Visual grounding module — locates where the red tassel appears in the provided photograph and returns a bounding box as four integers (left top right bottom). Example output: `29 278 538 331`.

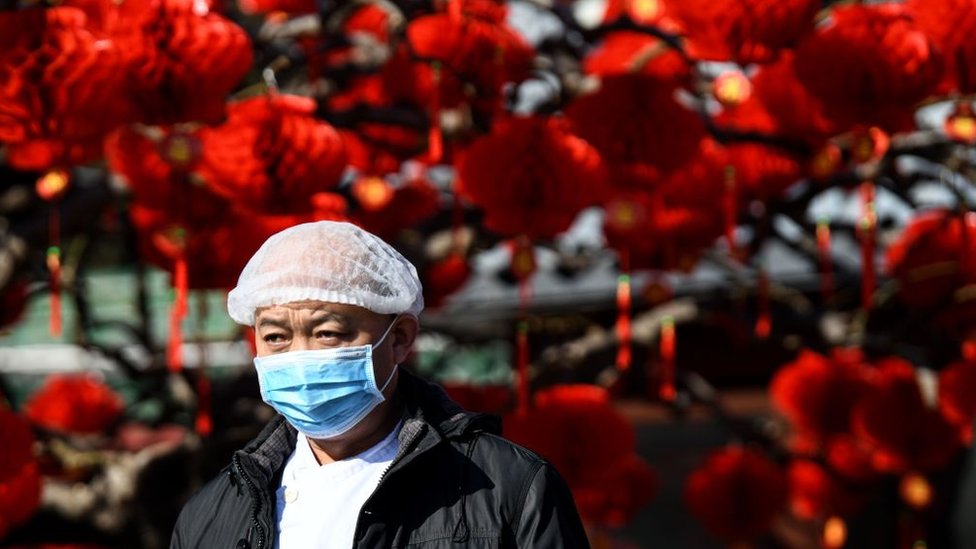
723 166 738 261
195 373 213 436
447 0 462 22
429 62 443 163
658 316 676 401
755 267 771 339
516 314 530 415
859 182 877 311
167 257 188 373
615 273 632 372
47 207 62 338
816 218 834 303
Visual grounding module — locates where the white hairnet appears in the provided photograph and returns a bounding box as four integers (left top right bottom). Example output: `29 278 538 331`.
227 221 424 325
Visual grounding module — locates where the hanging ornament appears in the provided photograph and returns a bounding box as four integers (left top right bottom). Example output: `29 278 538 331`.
859 182 877 311
428 62 444 163
509 237 536 415
713 71 752 108
755 267 771 338
723 165 739 260
657 316 676 401
615 259 632 372
351 176 396 212
850 126 890 165
36 170 70 338
944 102 976 144
810 142 843 181
900 473 933 510
822 516 848 549
817 218 835 302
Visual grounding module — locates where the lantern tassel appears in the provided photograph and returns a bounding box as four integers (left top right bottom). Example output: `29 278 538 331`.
723 166 738 261
817 218 834 303
194 298 213 436
516 280 531 415
658 316 676 401
429 62 443 163
860 182 877 311
616 250 632 372
755 267 771 339
167 257 188 373
47 204 62 338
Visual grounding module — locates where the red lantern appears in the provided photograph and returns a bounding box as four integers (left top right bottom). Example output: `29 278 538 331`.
662 0 820 64
198 95 347 214
456 116 608 239
850 359 963 474
939 359 976 442
113 0 253 126
24 374 125 435
0 406 41 540
907 0 976 93
770 349 872 451
793 3 942 133
422 253 471 310
0 7 130 168
788 460 864 520
503 384 655 526
567 74 705 174
583 30 689 82
684 446 788 543
352 177 441 240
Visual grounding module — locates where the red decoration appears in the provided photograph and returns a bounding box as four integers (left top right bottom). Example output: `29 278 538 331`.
939 359 976 443
944 102 976 144
850 358 963 474
503 384 655 526
817 219 835 302
238 0 315 15
441 382 512 414
713 71 752 108
113 0 253 126
24 374 125 434
602 141 727 272
684 446 788 543
749 53 837 146
907 0 976 93
583 31 689 82
422 253 471 310
885 210 976 334
0 7 130 169
615 271 632 372
198 95 347 214
859 182 877 311
793 3 943 133
603 0 667 26
770 349 872 451
662 0 820 64
405 9 533 114
788 460 864 520
456 116 608 239
567 74 705 174
657 316 676 401
0 406 41 540
352 176 441 240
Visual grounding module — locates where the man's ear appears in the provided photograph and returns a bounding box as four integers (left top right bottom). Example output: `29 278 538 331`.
391 315 420 364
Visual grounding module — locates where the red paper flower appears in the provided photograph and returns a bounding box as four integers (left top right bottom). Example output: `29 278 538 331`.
793 3 942 132
684 446 788 543
662 0 820 64
907 0 976 93
24 374 125 434
770 349 872 450
851 359 963 474
566 74 705 174
939 359 976 442
0 407 41 540
788 459 864 520
456 116 608 239
113 0 252 126
198 95 347 214
503 384 655 527
0 7 130 168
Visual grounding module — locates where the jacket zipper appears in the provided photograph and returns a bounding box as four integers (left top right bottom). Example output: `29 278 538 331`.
233 453 267 549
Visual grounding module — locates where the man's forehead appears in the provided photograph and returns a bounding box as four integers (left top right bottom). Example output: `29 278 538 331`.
254 301 374 320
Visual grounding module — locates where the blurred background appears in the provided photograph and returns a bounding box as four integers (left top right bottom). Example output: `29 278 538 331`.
3 0 976 547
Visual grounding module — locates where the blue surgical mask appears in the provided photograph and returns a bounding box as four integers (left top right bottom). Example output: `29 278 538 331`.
254 319 399 439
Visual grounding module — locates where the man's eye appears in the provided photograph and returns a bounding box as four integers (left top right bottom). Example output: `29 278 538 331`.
315 331 342 339
263 334 287 343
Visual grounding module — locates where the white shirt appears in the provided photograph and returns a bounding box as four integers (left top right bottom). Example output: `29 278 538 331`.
274 423 401 549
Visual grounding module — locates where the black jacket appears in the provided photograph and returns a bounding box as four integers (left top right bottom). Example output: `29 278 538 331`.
170 370 591 548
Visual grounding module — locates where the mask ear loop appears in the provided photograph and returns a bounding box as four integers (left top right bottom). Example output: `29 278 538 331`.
373 314 403 397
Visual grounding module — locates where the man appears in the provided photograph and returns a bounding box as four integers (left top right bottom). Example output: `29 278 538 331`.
170 220 590 548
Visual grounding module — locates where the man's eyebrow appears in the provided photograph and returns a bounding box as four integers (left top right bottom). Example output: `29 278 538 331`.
256 317 290 329
308 311 349 324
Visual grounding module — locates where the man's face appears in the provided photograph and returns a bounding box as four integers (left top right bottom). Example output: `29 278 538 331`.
253 301 417 399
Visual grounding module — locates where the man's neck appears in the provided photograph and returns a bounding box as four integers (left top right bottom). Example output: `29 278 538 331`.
306 396 403 465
